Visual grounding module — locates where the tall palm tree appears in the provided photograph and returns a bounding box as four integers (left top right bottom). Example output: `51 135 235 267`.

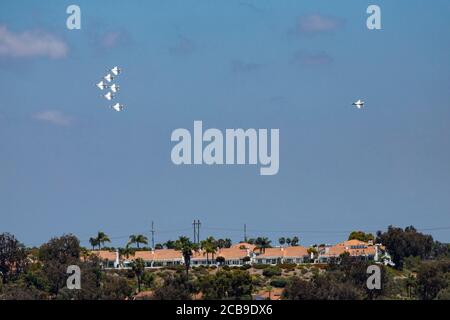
131 258 145 293
128 234 148 249
255 237 271 254
89 237 99 250
120 245 135 260
96 231 111 248
291 236 299 246
201 236 217 264
175 236 198 279
278 237 286 247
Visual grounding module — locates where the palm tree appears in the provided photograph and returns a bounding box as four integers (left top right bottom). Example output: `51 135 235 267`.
164 240 176 249
307 247 318 261
120 245 135 260
80 247 91 261
266 285 273 300
96 231 111 248
131 258 145 293
201 236 217 264
89 237 99 250
278 237 286 247
128 234 148 249
286 238 291 246
175 236 198 279
255 237 271 254
291 236 299 246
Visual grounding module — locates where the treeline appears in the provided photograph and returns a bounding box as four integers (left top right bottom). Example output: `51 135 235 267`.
0 225 449 300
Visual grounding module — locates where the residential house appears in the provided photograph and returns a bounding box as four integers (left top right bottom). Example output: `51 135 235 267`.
254 246 309 265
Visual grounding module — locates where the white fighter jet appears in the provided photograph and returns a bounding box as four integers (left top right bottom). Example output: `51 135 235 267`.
110 66 122 76
111 103 125 112
109 83 119 93
96 80 108 90
103 92 114 101
352 99 365 109
104 73 114 82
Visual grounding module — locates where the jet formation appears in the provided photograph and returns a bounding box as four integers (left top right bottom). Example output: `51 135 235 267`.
95 66 125 112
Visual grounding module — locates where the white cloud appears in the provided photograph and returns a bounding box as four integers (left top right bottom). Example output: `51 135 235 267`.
34 110 72 126
0 25 68 59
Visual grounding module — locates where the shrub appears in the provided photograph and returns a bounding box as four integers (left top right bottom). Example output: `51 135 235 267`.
262 266 282 278
270 277 288 288
278 263 297 270
253 264 270 270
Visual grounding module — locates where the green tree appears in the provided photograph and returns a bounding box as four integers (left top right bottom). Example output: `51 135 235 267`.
291 236 300 246
201 236 217 264
128 234 148 249
131 258 145 292
376 226 434 268
119 245 135 260
216 256 226 266
0 233 27 284
278 237 286 247
152 273 193 300
255 237 271 254
416 261 449 300
216 238 232 249
39 234 81 296
198 269 253 300
164 240 176 249
175 236 198 279
89 237 99 250
96 231 111 249
348 231 375 242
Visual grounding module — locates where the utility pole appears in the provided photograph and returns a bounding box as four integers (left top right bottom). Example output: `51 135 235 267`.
151 221 155 249
193 220 197 244
244 224 247 242
197 219 201 244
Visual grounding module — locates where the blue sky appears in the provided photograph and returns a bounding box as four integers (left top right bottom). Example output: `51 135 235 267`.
1 0 450 247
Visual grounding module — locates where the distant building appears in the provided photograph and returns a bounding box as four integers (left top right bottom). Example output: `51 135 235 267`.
87 239 393 269
254 246 309 265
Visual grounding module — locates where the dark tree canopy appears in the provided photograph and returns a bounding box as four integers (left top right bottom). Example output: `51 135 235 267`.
348 231 375 242
376 226 434 268
38 234 81 296
0 233 27 284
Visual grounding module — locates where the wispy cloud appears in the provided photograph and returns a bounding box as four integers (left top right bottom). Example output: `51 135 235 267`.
291 50 333 66
231 59 264 74
292 14 345 36
0 25 68 59
168 36 196 55
34 110 72 126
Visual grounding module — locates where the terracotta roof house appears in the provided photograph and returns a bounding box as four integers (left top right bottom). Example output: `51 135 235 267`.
214 247 254 266
89 250 119 268
317 239 392 265
231 242 257 251
119 247 254 268
123 249 183 268
254 246 309 265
